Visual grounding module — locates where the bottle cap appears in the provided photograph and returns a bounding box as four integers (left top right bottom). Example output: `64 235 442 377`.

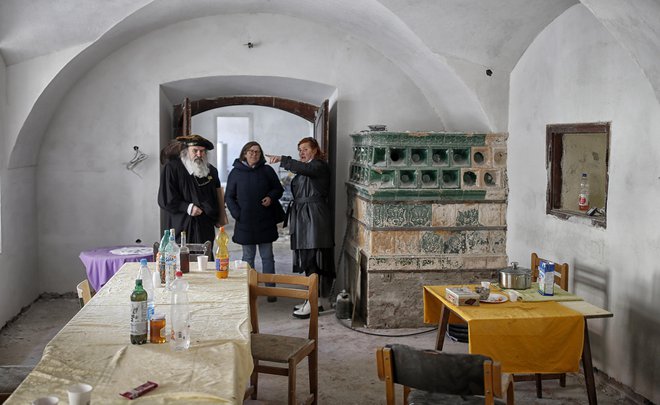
140 258 148 265
175 271 183 277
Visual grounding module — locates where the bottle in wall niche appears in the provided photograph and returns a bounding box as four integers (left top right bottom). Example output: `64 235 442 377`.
170 271 191 351
130 279 148 345
158 229 170 286
215 227 230 279
180 231 190 274
579 173 590 211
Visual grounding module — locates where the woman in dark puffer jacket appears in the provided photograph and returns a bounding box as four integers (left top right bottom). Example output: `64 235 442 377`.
225 142 284 297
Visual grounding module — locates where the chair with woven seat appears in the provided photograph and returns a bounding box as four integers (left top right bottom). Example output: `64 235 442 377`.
376 344 514 405
248 269 318 405
513 252 570 398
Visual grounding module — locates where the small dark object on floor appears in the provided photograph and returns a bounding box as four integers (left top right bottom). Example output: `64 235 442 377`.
267 296 277 303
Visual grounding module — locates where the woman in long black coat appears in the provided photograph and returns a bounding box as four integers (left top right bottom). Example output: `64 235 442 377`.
226 142 284 294
266 137 335 318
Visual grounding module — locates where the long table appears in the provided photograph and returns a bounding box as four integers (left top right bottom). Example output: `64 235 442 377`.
6 262 253 404
423 285 612 405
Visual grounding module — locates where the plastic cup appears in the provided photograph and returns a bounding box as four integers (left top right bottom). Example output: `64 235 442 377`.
32 397 58 405
508 290 520 302
67 383 92 405
197 255 208 272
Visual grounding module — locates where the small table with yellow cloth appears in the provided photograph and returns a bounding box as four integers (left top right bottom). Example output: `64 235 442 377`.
5 262 253 405
423 284 612 405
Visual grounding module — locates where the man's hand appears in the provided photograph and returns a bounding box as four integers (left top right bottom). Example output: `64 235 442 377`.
261 196 272 207
190 205 204 216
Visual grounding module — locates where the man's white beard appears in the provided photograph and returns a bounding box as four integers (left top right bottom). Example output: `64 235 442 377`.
181 151 210 178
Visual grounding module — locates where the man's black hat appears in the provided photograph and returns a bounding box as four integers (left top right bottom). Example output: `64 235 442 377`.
176 134 214 150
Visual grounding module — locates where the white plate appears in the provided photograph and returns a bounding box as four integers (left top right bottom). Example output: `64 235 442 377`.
480 293 508 303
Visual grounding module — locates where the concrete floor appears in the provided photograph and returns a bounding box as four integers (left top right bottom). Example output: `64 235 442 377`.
0 220 648 404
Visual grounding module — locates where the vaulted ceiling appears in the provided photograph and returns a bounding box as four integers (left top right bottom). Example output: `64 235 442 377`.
0 0 576 69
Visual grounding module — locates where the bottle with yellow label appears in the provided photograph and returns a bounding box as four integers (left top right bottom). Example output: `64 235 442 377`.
215 227 230 279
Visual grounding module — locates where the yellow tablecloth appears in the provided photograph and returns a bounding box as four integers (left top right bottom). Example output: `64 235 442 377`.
6 262 252 404
423 285 584 374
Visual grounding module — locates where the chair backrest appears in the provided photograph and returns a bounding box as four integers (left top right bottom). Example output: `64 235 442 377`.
248 269 318 340
531 252 569 290
153 240 213 262
187 241 213 262
376 344 507 405
76 279 92 308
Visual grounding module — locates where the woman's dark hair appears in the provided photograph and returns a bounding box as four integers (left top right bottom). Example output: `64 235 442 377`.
298 137 326 160
239 141 264 162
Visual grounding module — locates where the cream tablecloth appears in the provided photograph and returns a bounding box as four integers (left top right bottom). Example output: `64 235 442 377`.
6 262 252 404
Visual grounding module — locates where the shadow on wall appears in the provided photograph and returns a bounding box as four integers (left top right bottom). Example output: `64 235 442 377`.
573 262 610 370
626 274 660 399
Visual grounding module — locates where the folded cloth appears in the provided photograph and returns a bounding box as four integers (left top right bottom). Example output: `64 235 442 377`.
109 247 153 256
501 283 583 302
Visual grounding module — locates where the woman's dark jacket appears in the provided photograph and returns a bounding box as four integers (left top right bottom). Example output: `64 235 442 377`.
225 158 284 245
280 156 334 250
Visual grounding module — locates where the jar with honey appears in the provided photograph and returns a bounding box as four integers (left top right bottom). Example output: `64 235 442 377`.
150 313 167 344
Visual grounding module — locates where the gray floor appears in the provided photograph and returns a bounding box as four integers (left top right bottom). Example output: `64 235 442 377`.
0 220 648 404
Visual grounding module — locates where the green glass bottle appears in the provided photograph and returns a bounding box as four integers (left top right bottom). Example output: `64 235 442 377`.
130 279 148 345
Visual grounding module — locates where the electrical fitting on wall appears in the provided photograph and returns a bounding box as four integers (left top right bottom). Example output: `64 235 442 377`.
126 145 148 176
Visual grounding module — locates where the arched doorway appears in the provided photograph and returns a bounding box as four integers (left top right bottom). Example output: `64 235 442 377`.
164 94 336 279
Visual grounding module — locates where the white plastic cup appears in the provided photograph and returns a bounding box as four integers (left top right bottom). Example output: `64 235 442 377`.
32 397 58 405
508 290 520 302
197 255 209 272
67 383 92 405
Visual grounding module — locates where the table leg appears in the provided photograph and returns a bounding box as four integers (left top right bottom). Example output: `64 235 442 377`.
435 304 450 351
581 318 598 405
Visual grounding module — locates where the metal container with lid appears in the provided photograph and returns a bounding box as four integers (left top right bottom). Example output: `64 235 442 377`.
499 261 532 289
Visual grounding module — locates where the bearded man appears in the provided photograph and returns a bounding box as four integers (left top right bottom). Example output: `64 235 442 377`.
158 134 228 243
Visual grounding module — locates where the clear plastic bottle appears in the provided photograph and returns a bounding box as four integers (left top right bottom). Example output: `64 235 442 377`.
157 229 170 287
137 259 155 327
579 173 590 211
215 227 230 279
170 271 190 351
164 228 180 290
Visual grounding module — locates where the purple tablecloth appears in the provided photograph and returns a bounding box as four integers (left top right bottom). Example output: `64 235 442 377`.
79 246 153 291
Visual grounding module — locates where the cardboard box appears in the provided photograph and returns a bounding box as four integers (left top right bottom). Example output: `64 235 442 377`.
537 261 555 296
446 287 480 306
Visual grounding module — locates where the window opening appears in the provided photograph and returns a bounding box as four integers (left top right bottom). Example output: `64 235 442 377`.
546 122 610 228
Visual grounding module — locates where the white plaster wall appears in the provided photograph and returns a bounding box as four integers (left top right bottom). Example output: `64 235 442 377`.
4 44 87 163
0 54 40 328
508 5 660 402
35 13 441 293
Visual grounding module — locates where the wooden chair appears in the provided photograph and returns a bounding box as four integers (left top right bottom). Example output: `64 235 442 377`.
514 252 570 397
530 252 569 291
76 279 92 308
248 269 318 405
376 344 514 405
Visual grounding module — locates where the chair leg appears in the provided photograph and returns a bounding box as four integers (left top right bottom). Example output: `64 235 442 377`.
288 359 297 405
309 349 318 404
560 372 566 387
250 361 259 400
535 373 543 398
